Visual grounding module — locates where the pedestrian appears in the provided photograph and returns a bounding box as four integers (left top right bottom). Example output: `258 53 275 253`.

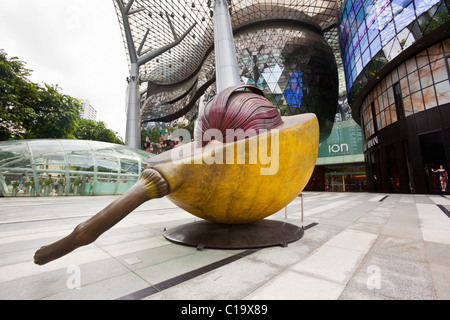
432 165 448 192
18 174 26 193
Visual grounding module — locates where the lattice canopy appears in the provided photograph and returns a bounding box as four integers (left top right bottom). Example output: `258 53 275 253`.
113 0 342 122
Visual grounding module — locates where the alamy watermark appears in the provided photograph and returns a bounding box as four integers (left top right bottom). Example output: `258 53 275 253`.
66 5 82 31
169 128 280 176
66 265 81 290
366 265 381 290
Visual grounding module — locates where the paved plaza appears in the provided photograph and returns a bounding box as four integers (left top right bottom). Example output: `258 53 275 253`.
0 191 449 300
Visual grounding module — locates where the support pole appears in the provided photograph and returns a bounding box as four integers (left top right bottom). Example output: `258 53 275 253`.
301 193 304 227
213 0 240 92
116 0 196 149
125 63 141 149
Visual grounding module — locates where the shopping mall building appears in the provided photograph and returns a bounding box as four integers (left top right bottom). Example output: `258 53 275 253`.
1 0 449 196
341 0 450 194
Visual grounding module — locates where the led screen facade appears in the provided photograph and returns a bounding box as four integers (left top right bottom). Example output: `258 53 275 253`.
339 0 449 103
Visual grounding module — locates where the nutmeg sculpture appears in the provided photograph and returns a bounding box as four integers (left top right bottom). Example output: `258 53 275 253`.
34 85 319 265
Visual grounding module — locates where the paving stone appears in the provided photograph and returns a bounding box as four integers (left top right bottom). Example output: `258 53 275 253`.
0 192 449 300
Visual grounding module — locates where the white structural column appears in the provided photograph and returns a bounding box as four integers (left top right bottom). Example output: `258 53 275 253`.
116 0 196 149
125 63 140 149
213 0 240 92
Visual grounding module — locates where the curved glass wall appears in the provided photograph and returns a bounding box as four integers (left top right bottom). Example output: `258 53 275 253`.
360 39 450 139
0 140 152 197
114 0 339 86
234 24 339 142
115 1 342 123
143 23 340 142
338 0 450 104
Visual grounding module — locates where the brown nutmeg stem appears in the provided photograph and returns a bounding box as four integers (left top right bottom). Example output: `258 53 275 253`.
33 169 169 265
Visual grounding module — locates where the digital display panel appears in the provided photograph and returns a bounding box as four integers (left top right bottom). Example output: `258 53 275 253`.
283 72 304 108
338 0 443 96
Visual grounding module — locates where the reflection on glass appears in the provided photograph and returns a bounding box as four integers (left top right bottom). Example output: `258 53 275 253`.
61 140 91 151
34 153 66 171
360 39 450 136
0 140 150 197
117 175 138 194
121 159 139 174
339 0 449 103
68 153 95 172
395 3 414 32
97 156 119 173
234 24 338 142
380 22 395 46
28 140 62 155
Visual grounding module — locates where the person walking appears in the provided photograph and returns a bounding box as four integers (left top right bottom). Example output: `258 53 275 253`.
18 174 26 194
432 165 448 192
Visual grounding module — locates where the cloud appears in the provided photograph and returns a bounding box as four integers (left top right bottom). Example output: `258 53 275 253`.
0 0 129 139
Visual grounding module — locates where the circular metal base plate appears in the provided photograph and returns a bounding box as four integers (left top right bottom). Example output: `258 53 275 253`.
164 219 304 249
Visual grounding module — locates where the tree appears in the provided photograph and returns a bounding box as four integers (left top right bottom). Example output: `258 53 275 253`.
0 50 82 140
176 122 195 138
24 84 82 139
0 50 38 140
74 119 124 145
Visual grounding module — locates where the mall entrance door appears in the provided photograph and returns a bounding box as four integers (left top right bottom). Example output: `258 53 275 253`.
324 165 367 192
420 131 448 193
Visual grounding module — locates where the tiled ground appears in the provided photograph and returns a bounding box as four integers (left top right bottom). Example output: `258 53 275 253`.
0 192 449 300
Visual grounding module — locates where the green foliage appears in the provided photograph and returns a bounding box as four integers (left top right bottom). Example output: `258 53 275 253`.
0 50 38 140
0 50 123 144
143 128 161 143
418 3 450 34
74 119 124 145
43 178 54 186
0 50 82 140
142 121 196 147
176 122 195 138
23 83 82 139
25 181 34 188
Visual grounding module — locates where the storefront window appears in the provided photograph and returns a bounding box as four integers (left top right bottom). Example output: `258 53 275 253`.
339 0 449 103
324 165 367 192
361 40 450 133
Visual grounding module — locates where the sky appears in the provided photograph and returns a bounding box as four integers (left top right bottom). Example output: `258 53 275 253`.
0 0 130 140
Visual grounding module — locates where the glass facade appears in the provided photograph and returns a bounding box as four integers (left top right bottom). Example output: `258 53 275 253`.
234 24 339 142
150 23 340 142
305 95 367 192
115 0 339 86
114 1 342 125
114 1 364 193
0 140 152 197
339 0 450 103
361 39 450 139
315 117 367 192
324 165 367 192
340 0 450 195
357 36 450 194
317 119 364 160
